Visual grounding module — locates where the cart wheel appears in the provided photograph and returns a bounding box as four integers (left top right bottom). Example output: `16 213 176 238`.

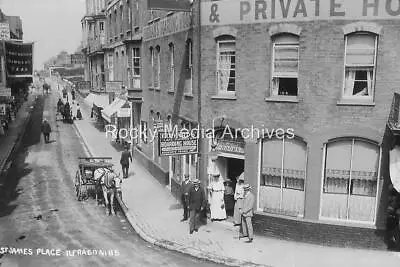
75 170 82 201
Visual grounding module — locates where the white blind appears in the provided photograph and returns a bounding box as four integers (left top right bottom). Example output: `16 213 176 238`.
346 34 376 66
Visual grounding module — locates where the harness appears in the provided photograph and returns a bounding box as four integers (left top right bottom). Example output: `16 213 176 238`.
95 168 115 189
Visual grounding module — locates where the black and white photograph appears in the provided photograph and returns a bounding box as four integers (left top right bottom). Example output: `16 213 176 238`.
1 0 400 266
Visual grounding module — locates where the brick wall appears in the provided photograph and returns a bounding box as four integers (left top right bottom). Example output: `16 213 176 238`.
199 20 400 226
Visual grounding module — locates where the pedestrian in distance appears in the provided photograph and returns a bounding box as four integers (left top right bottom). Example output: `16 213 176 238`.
181 174 192 222
239 184 255 243
76 103 82 120
41 119 52 143
188 179 206 234
120 146 132 178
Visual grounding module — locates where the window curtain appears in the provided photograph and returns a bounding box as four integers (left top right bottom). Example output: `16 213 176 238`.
348 140 379 221
321 141 352 219
367 71 373 97
219 53 231 92
271 77 279 96
260 139 283 214
281 138 306 217
344 70 355 96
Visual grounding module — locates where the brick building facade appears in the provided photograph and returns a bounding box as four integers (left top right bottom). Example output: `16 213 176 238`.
81 0 400 245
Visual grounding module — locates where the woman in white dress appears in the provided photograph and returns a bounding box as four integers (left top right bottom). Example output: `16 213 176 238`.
208 173 226 221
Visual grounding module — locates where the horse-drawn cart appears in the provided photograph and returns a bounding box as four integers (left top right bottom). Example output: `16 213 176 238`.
74 157 122 215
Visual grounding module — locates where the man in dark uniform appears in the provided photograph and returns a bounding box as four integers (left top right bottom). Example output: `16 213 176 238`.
120 146 133 178
188 179 206 234
41 119 52 143
180 174 192 221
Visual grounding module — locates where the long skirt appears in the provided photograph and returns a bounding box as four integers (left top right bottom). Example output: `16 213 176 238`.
233 198 243 225
210 191 226 220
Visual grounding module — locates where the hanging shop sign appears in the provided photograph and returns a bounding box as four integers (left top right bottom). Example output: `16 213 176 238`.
0 88 11 96
158 131 198 156
201 0 400 26
214 139 245 155
5 41 33 77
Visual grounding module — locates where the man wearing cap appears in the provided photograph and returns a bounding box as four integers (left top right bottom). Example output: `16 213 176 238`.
180 174 192 221
188 179 206 234
240 184 255 243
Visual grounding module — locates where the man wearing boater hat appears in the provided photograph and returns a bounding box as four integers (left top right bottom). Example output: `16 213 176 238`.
188 179 206 234
240 184 255 243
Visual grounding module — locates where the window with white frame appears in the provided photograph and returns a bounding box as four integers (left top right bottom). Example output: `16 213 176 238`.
127 0 132 26
343 32 377 100
216 35 235 94
149 47 154 88
320 138 380 222
108 54 114 81
271 34 299 97
185 40 193 94
132 47 140 88
154 46 160 89
259 136 307 217
169 43 175 91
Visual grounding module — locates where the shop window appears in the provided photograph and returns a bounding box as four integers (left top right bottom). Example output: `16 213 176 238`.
343 32 377 100
271 34 299 97
320 138 380 222
259 136 307 217
169 43 175 92
185 40 193 95
216 35 235 95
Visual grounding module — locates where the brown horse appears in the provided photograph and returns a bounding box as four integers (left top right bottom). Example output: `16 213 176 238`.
94 168 122 215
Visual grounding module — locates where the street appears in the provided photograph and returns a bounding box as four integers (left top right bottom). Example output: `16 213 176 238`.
0 87 223 267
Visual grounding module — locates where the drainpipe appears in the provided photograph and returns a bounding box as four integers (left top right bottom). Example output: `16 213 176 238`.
196 0 202 183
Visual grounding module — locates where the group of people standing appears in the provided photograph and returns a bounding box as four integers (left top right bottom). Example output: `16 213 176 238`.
180 172 255 242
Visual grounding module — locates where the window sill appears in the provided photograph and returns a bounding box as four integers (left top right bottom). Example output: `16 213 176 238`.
148 87 154 91
167 90 174 95
154 87 160 91
211 94 237 100
184 93 194 98
337 98 375 106
265 96 299 103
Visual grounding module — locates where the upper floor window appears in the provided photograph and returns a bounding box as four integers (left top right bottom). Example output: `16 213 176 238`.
99 22 104 32
127 0 132 26
271 34 299 97
343 32 377 100
169 43 175 91
149 47 154 88
154 46 160 89
132 47 140 88
185 40 193 95
216 35 235 95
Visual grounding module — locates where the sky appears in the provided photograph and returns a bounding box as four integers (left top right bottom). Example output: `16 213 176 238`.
0 0 86 70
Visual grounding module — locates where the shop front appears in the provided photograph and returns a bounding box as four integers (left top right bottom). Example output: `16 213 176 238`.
207 127 245 219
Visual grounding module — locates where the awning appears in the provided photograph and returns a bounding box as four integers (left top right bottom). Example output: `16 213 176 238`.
101 98 127 122
84 93 96 106
390 146 400 192
93 94 110 108
117 107 131 118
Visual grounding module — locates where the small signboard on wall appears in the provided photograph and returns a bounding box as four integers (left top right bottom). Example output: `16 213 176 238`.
158 131 198 156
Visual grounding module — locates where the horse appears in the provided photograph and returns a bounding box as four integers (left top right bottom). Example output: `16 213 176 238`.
93 167 122 215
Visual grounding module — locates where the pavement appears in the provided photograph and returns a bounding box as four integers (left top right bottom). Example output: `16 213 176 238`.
0 93 35 177
54 80 400 267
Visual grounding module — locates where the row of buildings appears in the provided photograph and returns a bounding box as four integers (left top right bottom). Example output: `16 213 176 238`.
0 8 33 118
43 49 86 70
80 0 400 245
